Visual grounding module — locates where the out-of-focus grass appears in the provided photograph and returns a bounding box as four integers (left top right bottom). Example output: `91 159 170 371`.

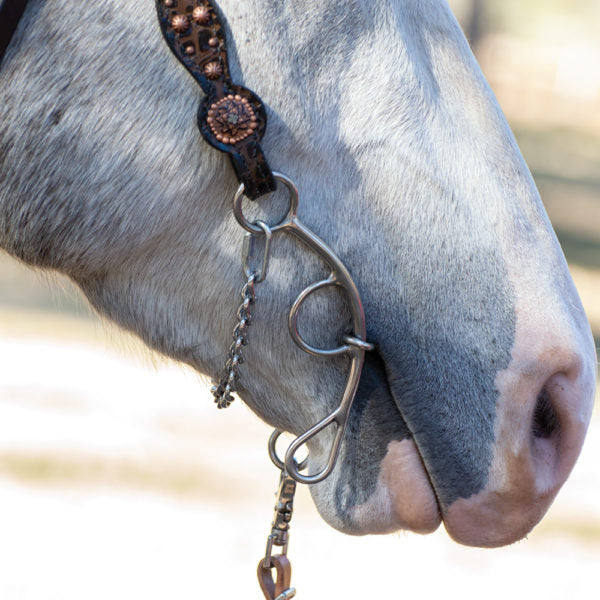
515 128 600 185
0 253 158 360
534 518 600 545
0 451 239 502
569 266 600 339
0 256 89 316
515 128 600 254
514 126 600 351
517 128 600 269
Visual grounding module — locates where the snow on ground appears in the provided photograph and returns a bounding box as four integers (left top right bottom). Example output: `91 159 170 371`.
0 335 598 599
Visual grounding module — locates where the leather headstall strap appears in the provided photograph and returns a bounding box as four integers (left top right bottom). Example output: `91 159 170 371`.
156 0 277 200
0 0 31 66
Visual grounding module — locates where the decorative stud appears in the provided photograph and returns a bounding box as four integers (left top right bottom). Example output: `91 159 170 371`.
192 6 210 24
164 0 174 6
171 14 189 33
206 94 259 144
204 61 223 79
208 37 218 47
185 45 196 55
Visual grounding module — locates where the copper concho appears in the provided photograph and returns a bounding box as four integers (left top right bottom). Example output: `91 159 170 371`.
207 94 259 144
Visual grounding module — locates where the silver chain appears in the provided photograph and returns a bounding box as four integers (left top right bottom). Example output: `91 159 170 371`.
211 272 257 409
211 219 272 409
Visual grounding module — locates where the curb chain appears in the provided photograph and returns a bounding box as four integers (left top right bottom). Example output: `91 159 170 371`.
211 273 256 409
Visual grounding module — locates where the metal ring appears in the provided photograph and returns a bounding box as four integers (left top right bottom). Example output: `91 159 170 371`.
268 429 309 472
233 172 299 234
288 275 355 358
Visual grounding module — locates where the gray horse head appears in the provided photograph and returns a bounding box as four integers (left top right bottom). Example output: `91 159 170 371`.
0 0 596 548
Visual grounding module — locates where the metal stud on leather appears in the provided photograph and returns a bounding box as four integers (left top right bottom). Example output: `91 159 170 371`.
155 0 277 200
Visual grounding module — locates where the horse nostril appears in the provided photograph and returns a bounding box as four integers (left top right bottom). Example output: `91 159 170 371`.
532 386 560 439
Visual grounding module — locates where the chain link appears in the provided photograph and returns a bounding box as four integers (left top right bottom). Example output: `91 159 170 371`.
263 470 297 567
258 470 298 600
211 272 257 409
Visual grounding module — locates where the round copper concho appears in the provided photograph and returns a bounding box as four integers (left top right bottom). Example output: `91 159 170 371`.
206 94 259 144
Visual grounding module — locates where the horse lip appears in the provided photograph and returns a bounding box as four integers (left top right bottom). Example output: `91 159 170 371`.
369 348 443 529
385 375 443 512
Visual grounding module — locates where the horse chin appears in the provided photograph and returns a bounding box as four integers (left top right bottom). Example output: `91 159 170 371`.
306 351 442 537
309 438 442 538
351 438 442 535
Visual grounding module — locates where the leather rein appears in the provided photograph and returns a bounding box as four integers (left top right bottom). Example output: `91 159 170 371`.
2 2 374 598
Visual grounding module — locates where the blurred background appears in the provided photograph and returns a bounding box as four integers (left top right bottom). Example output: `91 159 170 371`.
0 1 598 598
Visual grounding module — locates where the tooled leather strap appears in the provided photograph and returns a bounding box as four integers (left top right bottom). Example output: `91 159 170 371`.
0 0 30 66
156 0 276 200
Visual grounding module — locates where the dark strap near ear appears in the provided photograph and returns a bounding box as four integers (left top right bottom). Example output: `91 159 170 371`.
156 0 276 200
0 0 30 66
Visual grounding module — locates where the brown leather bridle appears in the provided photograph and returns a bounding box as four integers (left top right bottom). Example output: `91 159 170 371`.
156 0 277 200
